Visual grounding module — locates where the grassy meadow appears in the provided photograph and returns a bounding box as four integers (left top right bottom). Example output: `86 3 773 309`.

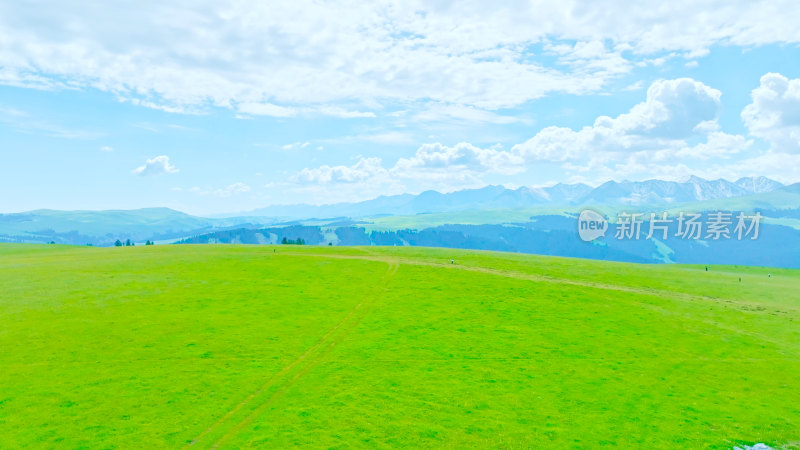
1 244 799 448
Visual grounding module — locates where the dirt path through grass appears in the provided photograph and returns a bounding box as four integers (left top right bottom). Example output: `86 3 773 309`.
188 259 399 448
283 252 782 311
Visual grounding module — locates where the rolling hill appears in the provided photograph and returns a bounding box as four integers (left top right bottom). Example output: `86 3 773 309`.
1 244 798 447
0 208 276 246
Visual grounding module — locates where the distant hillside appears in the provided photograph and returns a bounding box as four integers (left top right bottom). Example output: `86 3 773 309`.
177 214 800 268
0 208 275 246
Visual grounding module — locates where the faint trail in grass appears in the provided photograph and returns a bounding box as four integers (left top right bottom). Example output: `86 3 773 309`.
187 259 399 448
279 252 800 352
284 252 795 313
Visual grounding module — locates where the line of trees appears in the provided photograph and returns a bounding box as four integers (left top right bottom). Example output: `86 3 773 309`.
113 239 155 247
281 237 305 245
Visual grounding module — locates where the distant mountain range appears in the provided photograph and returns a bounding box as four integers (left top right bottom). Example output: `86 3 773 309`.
233 176 785 220
1 176 798 258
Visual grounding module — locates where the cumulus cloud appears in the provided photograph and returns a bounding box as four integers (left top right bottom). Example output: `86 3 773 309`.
393 143 524 176
132 155 179 176
294 141 523 191
742 72 800 153
619 78 721 138
293 157 387 184
512 78 722 162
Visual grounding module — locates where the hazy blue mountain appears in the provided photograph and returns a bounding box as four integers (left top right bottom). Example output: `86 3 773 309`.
535 182 594 203
237 176 783 219
0 208 274 246
242 186 520 218
664 181 800 215
734 176 785 193
575 176 766 206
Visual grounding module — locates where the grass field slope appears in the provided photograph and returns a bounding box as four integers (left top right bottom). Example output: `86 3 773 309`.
1 244 799 448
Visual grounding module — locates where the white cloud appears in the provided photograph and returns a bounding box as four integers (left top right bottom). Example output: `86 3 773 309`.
3 1 797 117
546 40 632 75
132 155 179 176
237 102 375 119
293 142 523 193
616 78 721 138
710 151 800 184
622 81 645 92
742 72 800 153
237 102 298 118
591 149 800 186
393 142 524 176
100 146 113 152
293 157 387 184
125 98 200 114
673 132 752 160
413 103 522 125
512 78 722 162
282 141 310 150
316 107 376 119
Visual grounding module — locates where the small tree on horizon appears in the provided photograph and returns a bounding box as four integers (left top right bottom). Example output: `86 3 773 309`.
114 240 123 247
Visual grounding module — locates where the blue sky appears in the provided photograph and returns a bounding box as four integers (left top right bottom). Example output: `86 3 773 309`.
1 1 800 215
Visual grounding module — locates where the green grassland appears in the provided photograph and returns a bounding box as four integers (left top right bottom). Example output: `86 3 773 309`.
1 244 799 448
